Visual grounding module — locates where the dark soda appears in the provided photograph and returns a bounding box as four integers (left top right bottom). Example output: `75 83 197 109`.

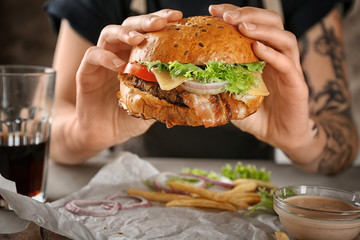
0 134 47 197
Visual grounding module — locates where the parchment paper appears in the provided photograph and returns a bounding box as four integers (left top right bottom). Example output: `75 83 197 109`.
0 152 283 240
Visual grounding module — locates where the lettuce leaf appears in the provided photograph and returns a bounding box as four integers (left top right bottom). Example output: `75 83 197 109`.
181 168 221 180
167 176 203 184
141 60 265 95
244 188 276 216
221 162 271 182
142 179 156 190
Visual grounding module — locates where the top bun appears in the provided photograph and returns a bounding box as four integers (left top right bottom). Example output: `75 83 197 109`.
129 16 259 65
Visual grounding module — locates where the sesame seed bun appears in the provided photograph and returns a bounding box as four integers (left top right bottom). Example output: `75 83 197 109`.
129 16 259 65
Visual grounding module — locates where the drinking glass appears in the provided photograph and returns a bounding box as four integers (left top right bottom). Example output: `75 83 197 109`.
0 65 56 205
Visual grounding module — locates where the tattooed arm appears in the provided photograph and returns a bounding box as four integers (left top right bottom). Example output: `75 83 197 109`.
297 7 359 174
211 4 358 175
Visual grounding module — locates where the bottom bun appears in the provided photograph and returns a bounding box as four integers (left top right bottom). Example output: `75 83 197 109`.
117 74 264 128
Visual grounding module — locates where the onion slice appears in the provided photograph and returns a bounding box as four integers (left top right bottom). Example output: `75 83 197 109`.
153 172 185 194
65 199 121 217
181 80 228 95
104 194 152 210
153 172 206 194
180 173 234 189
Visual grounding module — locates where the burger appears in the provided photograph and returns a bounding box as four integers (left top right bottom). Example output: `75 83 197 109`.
117 16 269 128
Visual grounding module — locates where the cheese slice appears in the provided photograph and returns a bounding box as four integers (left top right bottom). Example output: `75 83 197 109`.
247 73 269 96
247 79 269 96
151 69 186 90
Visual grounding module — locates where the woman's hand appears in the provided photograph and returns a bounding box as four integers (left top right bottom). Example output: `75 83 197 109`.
51 10 182 164
209 5 320 165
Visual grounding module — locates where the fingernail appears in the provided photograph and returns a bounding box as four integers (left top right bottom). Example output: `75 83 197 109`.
226 10 240 20
211 5 224 11
112 58 124 69
242 22 256 31
150 16 162 21
128 31 141 37
166 9 176 14
256 41 267 50
166 10 182 19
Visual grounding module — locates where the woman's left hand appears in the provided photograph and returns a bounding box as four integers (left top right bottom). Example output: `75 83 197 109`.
210 4 315 160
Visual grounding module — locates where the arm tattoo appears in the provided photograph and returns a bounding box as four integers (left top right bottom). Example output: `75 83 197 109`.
316 22 346 84
314 22 350 116
300 18 355 174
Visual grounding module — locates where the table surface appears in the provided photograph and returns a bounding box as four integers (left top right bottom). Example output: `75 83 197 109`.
46 157 360 201
1 156 360 240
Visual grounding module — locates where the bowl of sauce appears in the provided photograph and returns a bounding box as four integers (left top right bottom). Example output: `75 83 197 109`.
273 185 360 240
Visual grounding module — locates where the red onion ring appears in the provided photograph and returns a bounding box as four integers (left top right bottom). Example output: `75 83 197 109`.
104 194 152 210
153 172 187 194
153 172 206 194
65 199 121 217
180 173 234 189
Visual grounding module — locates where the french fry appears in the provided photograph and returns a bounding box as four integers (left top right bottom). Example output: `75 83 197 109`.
167 181 221 201
215 181 257 201
227 197 249 210
166 198 237 212
232 181 258 192
232 192 261 200
233 179 277 189
128 188 192 203
229 193 262 206
275 231 290 240
238 197 261 205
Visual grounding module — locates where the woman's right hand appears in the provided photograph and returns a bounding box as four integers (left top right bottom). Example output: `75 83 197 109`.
51 10 182 164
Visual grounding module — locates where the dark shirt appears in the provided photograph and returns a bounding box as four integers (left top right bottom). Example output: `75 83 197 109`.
44 0 352 159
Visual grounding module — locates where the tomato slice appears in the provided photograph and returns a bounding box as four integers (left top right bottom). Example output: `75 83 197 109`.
123 62 157 82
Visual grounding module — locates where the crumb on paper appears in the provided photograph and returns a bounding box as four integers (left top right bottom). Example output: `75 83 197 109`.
275 231 290 240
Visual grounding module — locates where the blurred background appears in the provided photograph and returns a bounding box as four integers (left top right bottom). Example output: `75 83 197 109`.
0 0 56 66
1 0 359 165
